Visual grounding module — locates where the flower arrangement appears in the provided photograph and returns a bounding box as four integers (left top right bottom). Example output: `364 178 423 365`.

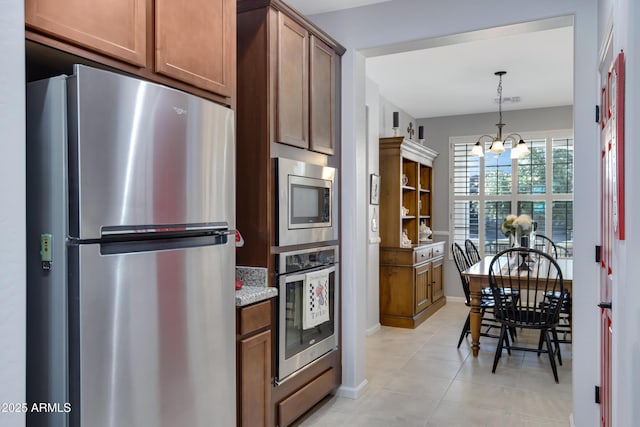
513 214 535 232
500 214 517 237
501 214 536 238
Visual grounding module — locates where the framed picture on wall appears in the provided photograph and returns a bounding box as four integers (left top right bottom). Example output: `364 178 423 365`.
370 173 380 205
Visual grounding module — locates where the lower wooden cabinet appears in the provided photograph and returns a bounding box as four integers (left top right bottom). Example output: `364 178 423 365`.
237 300 273 427
380 242 446 329
431 256 444 302
414 263 431 313
239 330 271 427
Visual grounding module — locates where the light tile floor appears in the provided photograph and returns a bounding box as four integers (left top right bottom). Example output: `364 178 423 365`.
293 300 572 427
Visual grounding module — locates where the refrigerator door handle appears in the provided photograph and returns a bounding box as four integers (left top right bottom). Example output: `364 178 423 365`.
212 229 235 237
101 223 231 239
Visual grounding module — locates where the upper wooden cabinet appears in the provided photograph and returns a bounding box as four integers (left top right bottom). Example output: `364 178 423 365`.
25 0 148 66
276 14 309 149
378 137 438 247
26 0 235 102
274 14 337 154
155 0 235 98
237 1 343 157
309 36 337 155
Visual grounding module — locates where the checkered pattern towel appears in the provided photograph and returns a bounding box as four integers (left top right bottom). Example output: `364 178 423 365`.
303 269 330 329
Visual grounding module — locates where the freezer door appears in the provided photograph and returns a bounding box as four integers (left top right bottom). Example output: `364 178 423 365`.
70 240 235 427
67 65 235 240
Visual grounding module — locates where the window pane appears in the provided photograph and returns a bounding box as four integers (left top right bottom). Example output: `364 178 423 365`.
552 201 573 257
452 200 479 247
484 201 511 254
553 138 574 193
484 150 512 195
518 139 546 194
453 143 480 196
517 201 546 235
450 135 573 261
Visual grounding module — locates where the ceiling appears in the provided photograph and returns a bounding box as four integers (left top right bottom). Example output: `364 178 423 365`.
286 1 574 120
366 26 574 118
286 0 392 15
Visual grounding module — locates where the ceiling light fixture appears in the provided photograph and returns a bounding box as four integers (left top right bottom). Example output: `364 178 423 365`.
470 71 529 159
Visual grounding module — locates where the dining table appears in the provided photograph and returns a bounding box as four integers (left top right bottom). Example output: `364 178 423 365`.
462 255 573 357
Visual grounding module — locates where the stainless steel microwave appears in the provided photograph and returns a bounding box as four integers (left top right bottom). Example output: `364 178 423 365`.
276 158 338 246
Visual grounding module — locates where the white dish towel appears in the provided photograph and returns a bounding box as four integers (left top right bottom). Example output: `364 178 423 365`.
302 269 330 329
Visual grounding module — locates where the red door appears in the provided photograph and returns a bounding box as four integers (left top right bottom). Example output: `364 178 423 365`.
599 50 625 427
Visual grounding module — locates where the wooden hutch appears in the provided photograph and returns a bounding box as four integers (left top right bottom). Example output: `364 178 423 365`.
378 136 445 328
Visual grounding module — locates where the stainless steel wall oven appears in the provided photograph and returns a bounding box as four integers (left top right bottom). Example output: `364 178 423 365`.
275 245 339 383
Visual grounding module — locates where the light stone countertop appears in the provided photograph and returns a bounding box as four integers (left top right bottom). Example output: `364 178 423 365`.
235 266 278 306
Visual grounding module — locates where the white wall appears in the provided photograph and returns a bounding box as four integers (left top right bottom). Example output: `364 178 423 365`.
310 0 599 424
418 106 573 298
365 78 381 335
376 97 416 139
606 0 640 425
0 1 26 426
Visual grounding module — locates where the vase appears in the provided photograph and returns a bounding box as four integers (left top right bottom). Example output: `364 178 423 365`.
514 227 533 249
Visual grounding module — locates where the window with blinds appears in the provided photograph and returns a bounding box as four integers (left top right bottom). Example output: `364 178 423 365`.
449 132 574 259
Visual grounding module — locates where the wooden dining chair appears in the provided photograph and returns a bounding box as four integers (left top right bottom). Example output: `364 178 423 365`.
535 234 572 343
488 247 566 383
464 239 481 264
451 243 503 349
534 233 558 258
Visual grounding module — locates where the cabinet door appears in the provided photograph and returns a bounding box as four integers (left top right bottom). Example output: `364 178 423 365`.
414 262 431 313
239 330 271 427
431 257 444 301
25 0 147 66
276 13 309 148
309 35 336 155
156 0 235 98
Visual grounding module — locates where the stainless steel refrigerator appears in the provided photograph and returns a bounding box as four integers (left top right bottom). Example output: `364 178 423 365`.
26 65 236 427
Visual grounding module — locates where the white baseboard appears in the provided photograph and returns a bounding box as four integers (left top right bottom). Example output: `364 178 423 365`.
366 323 381 336
446 296 466 303
336 379 369 400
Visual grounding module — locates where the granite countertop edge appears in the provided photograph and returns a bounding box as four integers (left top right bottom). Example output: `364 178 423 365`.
235 285 278 307
235 266 278 306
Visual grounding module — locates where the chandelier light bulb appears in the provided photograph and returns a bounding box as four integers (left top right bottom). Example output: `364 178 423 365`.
489 139 505 154
470 141 484 157
516 139 529 156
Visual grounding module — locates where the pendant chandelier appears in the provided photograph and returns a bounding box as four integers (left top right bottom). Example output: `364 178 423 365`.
469 71 530 159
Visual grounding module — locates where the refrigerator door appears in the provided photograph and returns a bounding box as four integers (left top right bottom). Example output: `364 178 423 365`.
67 65 235 240
70 239 235 427
26 76 71 427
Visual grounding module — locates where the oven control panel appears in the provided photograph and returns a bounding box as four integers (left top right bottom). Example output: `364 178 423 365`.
279 246 338 274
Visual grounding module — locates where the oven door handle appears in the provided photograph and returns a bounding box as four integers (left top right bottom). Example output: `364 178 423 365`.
279 265 336 285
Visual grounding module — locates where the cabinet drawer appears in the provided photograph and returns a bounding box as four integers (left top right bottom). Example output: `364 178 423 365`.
238 300 272 336
432 243 445 258
278 368 335 427
414 247 432 264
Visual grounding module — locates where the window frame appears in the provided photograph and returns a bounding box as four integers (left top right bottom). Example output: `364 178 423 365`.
448 129 573 259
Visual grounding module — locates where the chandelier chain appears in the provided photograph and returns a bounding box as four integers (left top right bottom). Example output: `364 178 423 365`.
497 74 503 123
